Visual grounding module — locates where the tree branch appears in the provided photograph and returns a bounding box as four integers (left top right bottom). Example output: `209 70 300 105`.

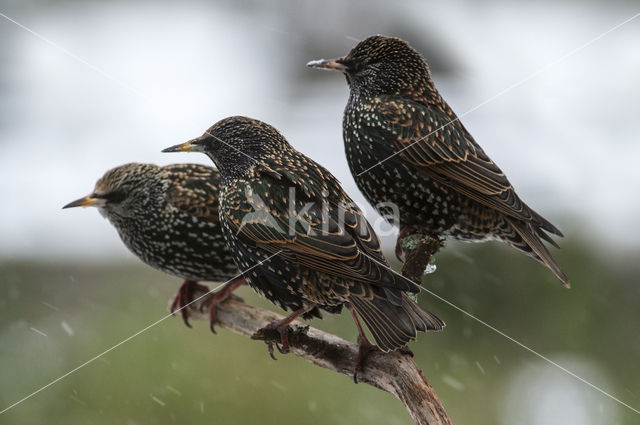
400 232 444 283
180 288 452 425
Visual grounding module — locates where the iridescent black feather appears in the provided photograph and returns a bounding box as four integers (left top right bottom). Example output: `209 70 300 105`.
309 35 569 286
76 163 237 281
63 163 241 329
168 117 444 352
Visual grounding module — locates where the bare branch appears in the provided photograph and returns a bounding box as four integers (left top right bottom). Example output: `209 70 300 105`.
180 289 452 425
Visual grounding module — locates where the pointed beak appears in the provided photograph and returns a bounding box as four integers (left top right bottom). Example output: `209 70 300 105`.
162 136 207 153
306 58 348 72
62 195 104 209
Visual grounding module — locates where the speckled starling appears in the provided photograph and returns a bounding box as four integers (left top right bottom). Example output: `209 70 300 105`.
162 117 444 375
308 35 569 287
63 163 244 329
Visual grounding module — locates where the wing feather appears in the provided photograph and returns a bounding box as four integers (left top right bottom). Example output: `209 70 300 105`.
368 97 560 234
164 163 221 223
223 160 419 293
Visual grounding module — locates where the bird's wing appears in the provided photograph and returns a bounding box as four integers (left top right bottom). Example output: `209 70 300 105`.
223 165 418 293
366 96 543 225
276 157 394 267
164 164 221 223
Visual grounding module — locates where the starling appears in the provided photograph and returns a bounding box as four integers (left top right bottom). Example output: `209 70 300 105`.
307 35 569 287
162 117 444 377
63 163 244 329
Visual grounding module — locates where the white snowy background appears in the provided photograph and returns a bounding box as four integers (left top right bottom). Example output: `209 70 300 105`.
1 0 639 260
1 1 639 425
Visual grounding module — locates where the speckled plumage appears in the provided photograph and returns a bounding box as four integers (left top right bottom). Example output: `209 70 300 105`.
163 117 444 355
63 163 241 327
308 35 569 286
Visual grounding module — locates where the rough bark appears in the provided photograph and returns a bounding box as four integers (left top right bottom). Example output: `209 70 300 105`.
400 232 444 284
179 289 452 425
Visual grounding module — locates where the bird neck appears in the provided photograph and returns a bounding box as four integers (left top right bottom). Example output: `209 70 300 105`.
203 149 254 183
348 74 440 106
218 160 257 186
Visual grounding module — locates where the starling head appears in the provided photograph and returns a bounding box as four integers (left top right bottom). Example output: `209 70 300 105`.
307 35 431 98
162 116 288 178
63 163 159 219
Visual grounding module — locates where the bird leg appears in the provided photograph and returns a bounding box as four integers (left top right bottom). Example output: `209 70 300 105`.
348 304 379 384
199 276 246 333
260 305 314 360
170 279 210 328
170 277 245 330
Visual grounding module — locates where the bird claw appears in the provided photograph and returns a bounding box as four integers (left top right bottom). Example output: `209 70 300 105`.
267 341 278 360
265 339 287 360
172 277 245 333
254 306 313 361
201 279 245 333
170 296 192 328
258 322 292 360
181 314 193 328
275 341 287 354
170 280 209 328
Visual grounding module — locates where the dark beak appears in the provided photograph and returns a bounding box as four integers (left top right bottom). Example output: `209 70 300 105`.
306 58 348 72
63 194 103 209
162 135 207 153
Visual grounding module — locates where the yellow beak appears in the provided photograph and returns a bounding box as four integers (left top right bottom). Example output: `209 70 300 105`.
62 195 103 209
162 137 206 153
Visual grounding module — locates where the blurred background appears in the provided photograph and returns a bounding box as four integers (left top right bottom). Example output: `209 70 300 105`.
1 0 639 424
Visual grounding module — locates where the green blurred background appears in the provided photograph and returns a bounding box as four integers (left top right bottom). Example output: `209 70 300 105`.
2 238 639 424
1 0 639 424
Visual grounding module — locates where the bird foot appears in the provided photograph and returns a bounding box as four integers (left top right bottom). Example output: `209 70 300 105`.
252 306 313 360
170 277 245 331
199 293 244 333
170 280 210 328
353 335 379 384
260 320 292 360
198 277 245 333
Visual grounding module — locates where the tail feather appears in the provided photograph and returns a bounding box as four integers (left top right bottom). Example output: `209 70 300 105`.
529 208 564 237
534 226 561 249
402 294 443 332
349 290 444 352
506 217 569 287
349 296 410 350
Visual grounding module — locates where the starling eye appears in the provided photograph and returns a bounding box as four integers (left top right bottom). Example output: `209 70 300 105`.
98 190 127 204
345 59 361 74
